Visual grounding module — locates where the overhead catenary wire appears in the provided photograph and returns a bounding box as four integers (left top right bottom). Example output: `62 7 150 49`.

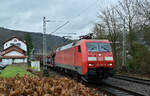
51 0 115 38
50 0 100 38
66 0 114 37
59 0 101 38
51 21 69 34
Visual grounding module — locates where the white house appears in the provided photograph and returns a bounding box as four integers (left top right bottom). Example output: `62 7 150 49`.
3 36 27 51
1 36 28 64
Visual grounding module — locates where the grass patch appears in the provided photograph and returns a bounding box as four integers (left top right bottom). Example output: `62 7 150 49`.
0 65 33 78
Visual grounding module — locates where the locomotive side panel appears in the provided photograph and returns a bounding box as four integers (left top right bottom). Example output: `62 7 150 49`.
55 47 82 73
74 46 83 74
55 51 64 65
55 45 84 75
80 41 88 75
63 48 75 66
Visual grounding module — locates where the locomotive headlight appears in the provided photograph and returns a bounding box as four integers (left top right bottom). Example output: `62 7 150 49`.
88 63 94 67
108 63 113 66
105 57 113 61
88 57 97 61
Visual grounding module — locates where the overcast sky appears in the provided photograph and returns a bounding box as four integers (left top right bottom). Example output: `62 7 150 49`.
0 0 119 39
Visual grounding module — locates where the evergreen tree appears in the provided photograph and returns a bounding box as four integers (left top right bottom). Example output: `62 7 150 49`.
25 33 33 60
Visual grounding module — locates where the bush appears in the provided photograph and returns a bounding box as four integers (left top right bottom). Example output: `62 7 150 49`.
127 43 150 76
0 75 99 96
140 51 150 75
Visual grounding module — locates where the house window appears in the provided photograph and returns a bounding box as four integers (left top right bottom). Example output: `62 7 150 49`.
10 43 14 46
16 43 21 47
14 39 17 42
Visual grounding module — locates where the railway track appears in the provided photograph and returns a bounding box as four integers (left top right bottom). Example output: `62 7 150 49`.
113 74 150 86
84 80 145 96
98 75 150 96
100 81 146 96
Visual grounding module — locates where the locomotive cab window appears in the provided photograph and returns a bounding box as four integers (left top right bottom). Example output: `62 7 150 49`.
78 45 81 52
86 42 111 52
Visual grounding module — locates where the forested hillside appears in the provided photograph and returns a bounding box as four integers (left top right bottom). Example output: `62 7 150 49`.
0 27 66 51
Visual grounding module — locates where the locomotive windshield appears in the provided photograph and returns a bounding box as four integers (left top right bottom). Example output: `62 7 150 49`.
86 42 111 52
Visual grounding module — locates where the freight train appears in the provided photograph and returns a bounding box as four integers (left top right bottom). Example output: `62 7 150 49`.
47 39 115 81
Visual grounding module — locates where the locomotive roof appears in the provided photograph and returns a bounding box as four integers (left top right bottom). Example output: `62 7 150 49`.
80 39 109 42
76 39 110 45
56 39 110 52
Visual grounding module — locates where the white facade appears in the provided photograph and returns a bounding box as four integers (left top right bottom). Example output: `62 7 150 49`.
4 51 24 56
2 59 12 65
2 58 27 65
2 50 27 64
4 38 27 51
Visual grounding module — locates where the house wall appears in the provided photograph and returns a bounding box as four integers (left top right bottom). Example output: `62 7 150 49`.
5 51 24 56
4 38 27 51
2 59 12 65
2 58 27 65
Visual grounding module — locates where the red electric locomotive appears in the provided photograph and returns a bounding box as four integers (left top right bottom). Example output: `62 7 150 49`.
50 39 115 81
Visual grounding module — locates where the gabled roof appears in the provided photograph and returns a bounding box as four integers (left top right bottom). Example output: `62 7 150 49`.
3 36 26 44
2 56 27 59
1 45 26 56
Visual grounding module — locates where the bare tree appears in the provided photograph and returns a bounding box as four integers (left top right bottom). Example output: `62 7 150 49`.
94 8 122 69
137 0 150 23
114 0 141 56
93 23 106 39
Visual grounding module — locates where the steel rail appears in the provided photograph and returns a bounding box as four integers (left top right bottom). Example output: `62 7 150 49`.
114 75 150 86
101 81 146 96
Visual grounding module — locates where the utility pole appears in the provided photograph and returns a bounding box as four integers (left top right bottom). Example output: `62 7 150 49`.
43 17 47 71
43 17 51 71
42 17 68 71
122 19 126 71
